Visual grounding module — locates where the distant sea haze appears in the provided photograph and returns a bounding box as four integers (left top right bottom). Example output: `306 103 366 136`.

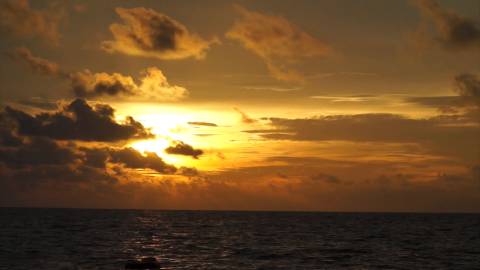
0 208 479 269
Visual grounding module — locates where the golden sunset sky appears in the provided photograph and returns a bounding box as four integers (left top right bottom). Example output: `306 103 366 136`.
0 0 479 211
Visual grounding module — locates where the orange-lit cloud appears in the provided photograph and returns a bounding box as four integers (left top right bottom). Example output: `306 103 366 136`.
102 7 218 60
226 5 331 82
0 0 63 44
71 67 188 100
11 48 188 101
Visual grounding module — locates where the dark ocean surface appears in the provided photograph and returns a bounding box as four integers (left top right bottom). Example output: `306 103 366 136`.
0 208 479 270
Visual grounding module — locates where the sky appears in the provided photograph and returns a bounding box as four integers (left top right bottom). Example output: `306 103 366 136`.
0 0 479 212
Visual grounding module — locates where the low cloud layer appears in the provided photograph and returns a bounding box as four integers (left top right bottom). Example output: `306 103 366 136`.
102 7 217 60
414 0 480 50
2 99 152 142
0 0 63 44
226 5 330 81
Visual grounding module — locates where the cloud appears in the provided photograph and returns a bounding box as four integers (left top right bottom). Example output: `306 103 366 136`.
70 66 188 100
10 48 188 101
102 7 217 60
454 73 480 107
69 70 137 98
2 98 152 142
257 113 479 143
226 5 330 81
0 113 23 147
404 96 464 108
0 0 63 44
109 147 176 173
234 107 256 124
15 97 59 110
10 47 60 75
165 141 203 159
188 121 218 127
0 137 76 168
246 113 480 162
413 0 480 50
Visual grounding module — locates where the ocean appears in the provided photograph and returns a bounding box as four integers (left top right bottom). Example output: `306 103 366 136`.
0 208 479 269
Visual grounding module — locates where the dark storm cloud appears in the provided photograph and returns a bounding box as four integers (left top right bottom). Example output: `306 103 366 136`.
0 0 63 44
188 121 218 127
102 7 217 60
2 98 152 142
414 0 480 50
10 47 61 75
165 141 203 159
0 137 76 168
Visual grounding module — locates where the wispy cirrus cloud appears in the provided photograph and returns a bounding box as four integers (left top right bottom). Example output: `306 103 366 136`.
226 5 331 82
0 0 64 44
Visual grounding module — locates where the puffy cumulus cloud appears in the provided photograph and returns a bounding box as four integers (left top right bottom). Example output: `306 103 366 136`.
0 0 63 44
2 98 152 142
102 7 218 60
413 0 480 50
226 5 331 82
70 70 137 98
10 48 188 101
70 66 188 100
137 67 188 101
10 47 60 75
165 141 203 159
109 147 176 174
